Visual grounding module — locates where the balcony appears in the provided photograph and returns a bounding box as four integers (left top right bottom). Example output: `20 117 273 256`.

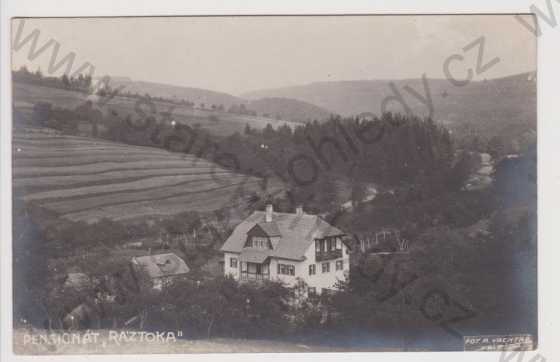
240 272 270 281
315 249 342 262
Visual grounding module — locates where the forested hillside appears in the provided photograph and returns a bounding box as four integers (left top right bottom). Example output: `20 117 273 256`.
244 72 537 151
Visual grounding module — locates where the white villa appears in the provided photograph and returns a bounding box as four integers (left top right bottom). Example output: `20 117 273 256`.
220 204 350 295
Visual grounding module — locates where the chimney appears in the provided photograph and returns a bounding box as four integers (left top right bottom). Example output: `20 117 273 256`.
265 203 273 222
296 205 304 216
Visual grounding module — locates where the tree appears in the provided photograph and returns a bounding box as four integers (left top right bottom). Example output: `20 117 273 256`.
145 277 291 339
487 135 505 160
244 123 252 135
162 211 201 236
263 123 275 139
84 74 93 89
350 181 367 207
277 124 292 138
448 151 479 191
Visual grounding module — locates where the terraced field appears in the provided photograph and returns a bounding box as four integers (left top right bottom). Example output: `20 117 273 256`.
13 128 272 224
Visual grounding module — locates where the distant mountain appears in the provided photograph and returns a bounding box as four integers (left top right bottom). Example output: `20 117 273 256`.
243 72 536 140
248 97 334 123
107 78 244 108
102 73 536 142
243 73 536 118
104 78 335 123
244 79 395 117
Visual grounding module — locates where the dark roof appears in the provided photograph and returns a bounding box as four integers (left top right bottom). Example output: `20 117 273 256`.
221 211 345 261
131 253 190 279
255 222 281 237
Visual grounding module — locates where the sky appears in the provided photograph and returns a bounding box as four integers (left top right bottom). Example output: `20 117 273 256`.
11 15 537 95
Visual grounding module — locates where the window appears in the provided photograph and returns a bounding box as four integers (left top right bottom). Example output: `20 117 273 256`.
251 237 268 248
329 238 337 251
322 262 330 273
308 287 317 295
336 238 342 250
230 257 238 268
308 264 316 275
277 263 295 276
336 260 344 271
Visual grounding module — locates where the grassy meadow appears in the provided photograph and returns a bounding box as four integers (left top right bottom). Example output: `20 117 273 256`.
13 128 274 224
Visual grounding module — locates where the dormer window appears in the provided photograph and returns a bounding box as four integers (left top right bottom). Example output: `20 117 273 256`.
245 222 281 250
249 236 269 249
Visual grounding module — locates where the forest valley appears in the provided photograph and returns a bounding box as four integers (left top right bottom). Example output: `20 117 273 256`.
13 93 537 349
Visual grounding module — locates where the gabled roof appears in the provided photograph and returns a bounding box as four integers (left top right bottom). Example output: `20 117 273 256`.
221 211 345 261
254 222 281 237
131 253 190 279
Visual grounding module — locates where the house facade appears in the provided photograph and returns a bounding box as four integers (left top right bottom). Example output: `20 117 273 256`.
220 204 350 295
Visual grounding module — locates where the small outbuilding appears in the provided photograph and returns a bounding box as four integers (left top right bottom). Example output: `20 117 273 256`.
130 253 190 291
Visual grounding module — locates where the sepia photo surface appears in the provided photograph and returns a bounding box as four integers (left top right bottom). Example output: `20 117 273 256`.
10 15 537 354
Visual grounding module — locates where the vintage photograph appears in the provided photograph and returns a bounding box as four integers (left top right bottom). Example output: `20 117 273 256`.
10 15 537 353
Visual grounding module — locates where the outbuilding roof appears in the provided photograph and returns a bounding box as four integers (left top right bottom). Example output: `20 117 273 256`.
220 211 345 261
131 253 190 279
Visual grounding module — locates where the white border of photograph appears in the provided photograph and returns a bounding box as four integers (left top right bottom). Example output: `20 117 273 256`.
1 0 559 362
